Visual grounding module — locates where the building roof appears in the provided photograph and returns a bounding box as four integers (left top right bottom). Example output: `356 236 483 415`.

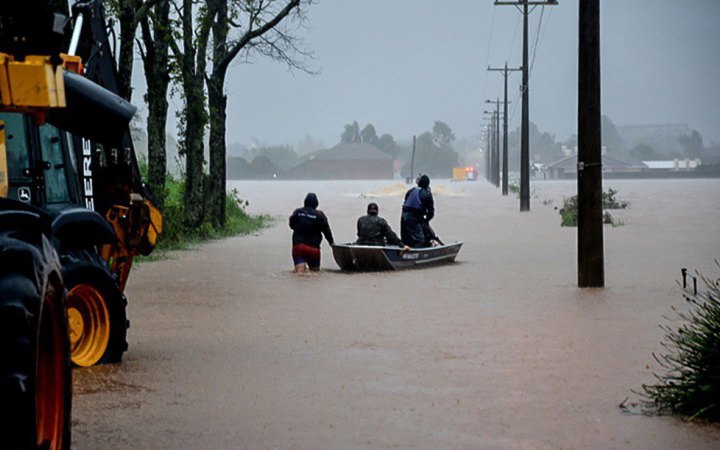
545 154 645 170
312 142 394 161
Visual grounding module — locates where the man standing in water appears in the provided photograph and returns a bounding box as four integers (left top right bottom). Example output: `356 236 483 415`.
356 202 404 247
401 174 435 247
289 193 334 272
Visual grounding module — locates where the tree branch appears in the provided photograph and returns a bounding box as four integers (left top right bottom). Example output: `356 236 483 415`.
219 0 301 74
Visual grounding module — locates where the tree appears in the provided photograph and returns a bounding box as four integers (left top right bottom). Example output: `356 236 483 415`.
138 0 171 209
404 131 458 178
168 0 213 229
254 145 299 170
432 120 455 151
678 130 704 158
629 143 662 161
341 121 361 143
360 123 379 146
601 115 622 153
106 0 162 101
377 133 398 158
205 0 309 227
296 134 324 154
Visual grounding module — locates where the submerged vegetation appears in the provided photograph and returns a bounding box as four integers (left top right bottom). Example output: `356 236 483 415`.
639 265 720 421
559 188 629 227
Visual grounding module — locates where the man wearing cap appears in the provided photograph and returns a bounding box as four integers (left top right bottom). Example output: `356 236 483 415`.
289 192 334 272
356 202 404 247
401 174 435 247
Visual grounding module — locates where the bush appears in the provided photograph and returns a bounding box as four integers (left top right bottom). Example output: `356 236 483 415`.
602 188 630 209
639 265 720 421
138 173 270 259
559 188 628 227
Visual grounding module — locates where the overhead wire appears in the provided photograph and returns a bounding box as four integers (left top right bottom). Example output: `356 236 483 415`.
481 6 497 106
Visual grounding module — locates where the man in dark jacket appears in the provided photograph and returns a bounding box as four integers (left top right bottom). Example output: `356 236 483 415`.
356 202 403 247
401 174 435 247
289 192 334 272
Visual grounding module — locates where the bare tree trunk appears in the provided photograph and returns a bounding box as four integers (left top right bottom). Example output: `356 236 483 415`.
207 74 227 228
207 0 229 228
139 0 170 209
178 0 210 229
117 0 141 101
205 0 305 229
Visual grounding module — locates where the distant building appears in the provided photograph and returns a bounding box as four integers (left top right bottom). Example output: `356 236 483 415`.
543 154 645 179
642 159 701 171
285 142 394 179
543 154 702 179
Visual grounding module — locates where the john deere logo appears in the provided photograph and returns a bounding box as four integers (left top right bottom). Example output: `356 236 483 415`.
17 187 30 202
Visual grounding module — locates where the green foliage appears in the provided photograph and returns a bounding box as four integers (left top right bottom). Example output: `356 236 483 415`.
559 188 629 227
601 115 622 152
629 143 663 161
432 120 456 152
139 174 269 258
377 133 399 157
360 124 379 146
404 131 459 178
507 121 563 166
243 145 299 171
678 130 704 158
508 181 520 194
602 188 630 209
639 266 720 421
341 121 361 143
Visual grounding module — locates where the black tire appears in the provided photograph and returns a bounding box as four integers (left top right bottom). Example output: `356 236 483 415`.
0 227 72 450
61 250 128 367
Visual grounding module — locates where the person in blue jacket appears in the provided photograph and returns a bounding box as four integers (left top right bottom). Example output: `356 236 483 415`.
289 193 334 272
400 174 435 247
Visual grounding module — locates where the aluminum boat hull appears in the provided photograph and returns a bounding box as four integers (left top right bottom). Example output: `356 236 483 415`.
331 242 463 271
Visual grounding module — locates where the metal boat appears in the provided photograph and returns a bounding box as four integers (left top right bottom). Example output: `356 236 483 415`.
331 242 463 271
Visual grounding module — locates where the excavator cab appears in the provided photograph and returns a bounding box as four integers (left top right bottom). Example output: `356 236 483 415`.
0 112 80 209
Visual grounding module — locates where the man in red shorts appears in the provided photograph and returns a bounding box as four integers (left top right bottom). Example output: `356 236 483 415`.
289 193 334 272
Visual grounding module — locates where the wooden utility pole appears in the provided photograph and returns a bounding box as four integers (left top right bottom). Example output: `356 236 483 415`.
488 63 521 195
578 0 604 287
495 0 558 210
485 111 499 187
486 101 503 187
483 112 495 184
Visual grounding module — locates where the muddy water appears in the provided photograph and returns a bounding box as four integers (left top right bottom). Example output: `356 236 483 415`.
72 178 720 449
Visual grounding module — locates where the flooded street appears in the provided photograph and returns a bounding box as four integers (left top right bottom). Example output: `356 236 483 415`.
72 178 720 449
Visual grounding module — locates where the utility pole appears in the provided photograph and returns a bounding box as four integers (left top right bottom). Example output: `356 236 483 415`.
488 63 521 195
483 112 495 184
577 0 604 287
495 0 558 210
484 109 499 186
485 100 502 188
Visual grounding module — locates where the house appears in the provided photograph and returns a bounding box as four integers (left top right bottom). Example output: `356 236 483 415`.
543 154 645 179
285 142 394 179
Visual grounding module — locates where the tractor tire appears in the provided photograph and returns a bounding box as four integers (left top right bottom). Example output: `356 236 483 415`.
0 228 72 450
61 250 128 367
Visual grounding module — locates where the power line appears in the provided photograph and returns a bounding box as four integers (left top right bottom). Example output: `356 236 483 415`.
495 0 558 212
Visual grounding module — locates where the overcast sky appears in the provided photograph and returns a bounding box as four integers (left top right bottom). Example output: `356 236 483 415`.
150 0 720 150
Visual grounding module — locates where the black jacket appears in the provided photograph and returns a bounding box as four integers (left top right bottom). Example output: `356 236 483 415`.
289 207 334 247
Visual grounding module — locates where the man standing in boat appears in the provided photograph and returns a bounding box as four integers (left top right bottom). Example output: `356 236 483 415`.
401 174 435 247
356 202 404 247
289 193 335 272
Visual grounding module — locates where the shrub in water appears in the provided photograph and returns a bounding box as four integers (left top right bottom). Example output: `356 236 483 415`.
640 265 720 421
559 188 628 227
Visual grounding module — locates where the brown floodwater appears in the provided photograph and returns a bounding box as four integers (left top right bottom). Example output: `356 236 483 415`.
72 178 720 449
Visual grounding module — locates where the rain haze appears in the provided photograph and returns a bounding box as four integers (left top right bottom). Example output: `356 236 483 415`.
148 0 720 150
70 2 720 448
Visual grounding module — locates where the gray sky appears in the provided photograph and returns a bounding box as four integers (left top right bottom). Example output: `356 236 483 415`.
156 0 720 149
